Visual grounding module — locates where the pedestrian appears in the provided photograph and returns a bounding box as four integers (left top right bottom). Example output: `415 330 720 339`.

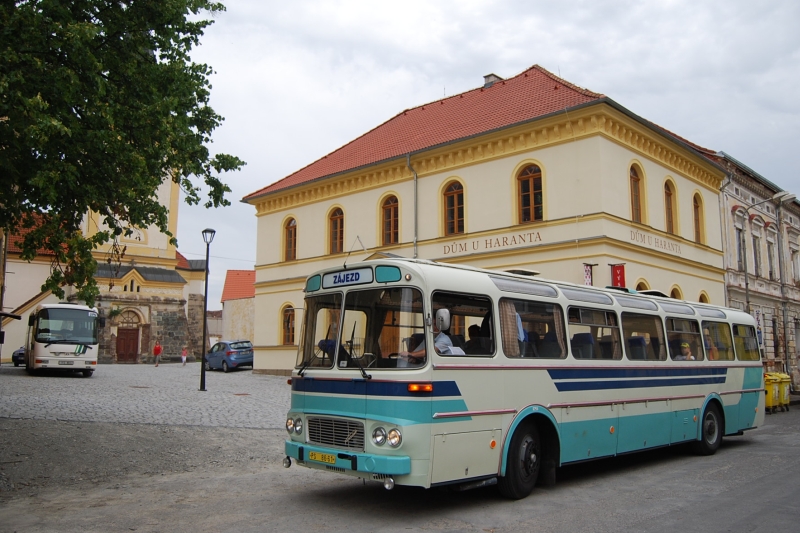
181 346 187 366
153 340 162 367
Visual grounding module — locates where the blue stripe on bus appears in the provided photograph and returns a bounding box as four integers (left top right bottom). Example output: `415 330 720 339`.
547 367 728 380
292 378 462 398
553 376 727 392
300 394 469 425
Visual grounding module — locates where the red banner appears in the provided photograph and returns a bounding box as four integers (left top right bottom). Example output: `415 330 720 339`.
611 264 626 288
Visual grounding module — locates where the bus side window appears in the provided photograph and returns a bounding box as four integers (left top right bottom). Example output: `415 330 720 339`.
621 312 667 361
498 298 566 359
566 307 621 360
431 291 494 356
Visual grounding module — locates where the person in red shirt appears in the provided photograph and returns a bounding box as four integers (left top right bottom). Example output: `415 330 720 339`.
153 340 162 367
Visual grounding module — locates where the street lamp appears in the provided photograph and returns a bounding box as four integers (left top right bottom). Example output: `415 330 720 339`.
199 228 216 392
741 191 795 315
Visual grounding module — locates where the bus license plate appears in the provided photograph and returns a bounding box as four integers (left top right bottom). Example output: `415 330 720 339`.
58 360 74 365
309 452 336 464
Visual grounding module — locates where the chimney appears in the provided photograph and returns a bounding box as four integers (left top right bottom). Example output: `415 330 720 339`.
483 73 503 88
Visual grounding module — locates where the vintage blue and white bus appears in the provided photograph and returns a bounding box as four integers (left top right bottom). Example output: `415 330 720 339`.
283 259 764 499
24 303 102 377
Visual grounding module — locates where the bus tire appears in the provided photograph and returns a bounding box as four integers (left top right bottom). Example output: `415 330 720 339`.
498 421 540 499
693 403 722 456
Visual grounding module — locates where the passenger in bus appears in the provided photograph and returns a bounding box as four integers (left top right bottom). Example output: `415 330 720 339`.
400 321 453 363
464 325 483 354
674 342 696 361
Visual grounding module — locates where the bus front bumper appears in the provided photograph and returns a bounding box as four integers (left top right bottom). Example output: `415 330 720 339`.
285 440 411 475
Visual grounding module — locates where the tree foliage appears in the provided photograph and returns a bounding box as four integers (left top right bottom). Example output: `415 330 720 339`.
0 0 245 306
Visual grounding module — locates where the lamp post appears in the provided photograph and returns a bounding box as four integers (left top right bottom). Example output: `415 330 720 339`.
741 192 795 315
199 228 216 392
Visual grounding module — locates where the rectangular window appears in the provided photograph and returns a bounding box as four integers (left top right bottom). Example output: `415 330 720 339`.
666 317 703 361
566 307 621 360
736 228 744 271
767 242 776 280
499 298 566 358
702 321 735 361
733 324 760 361
431 291 494 356
630 176 641 223
621 312 667 361
752 235 761 277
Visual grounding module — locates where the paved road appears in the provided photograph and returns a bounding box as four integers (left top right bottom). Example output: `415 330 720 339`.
2 363 800 533
0 362 290 428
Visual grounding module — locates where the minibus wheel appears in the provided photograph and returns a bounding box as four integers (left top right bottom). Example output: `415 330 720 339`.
498 421 540 499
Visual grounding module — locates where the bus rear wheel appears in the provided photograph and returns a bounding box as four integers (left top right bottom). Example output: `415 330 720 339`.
498 421 540 499
693 403 722 456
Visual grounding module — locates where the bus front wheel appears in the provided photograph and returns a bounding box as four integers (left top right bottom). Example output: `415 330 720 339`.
498 421 540 499
693 403 722 456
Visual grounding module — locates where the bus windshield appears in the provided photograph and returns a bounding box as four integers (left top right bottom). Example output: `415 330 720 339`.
297 287 425 370
35 308 99 345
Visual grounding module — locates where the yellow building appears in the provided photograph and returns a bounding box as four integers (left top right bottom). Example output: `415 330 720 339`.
244 65 727 375
1 179 208 363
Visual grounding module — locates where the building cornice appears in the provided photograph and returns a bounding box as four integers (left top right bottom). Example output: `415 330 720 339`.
248 102 725 216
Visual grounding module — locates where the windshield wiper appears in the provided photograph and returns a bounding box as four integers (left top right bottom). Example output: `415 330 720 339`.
347 321 371 380
298 324 330 377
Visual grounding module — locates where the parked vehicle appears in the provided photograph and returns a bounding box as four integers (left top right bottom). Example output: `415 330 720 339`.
12 347 25 367
205 340 253 372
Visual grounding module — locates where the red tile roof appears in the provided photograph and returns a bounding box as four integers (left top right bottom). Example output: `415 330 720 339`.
221 270 255 302
175 251 191 270
243 65 605 201
6 214 56 257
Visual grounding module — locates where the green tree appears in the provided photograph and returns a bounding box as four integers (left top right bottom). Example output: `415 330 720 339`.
0 0 245 306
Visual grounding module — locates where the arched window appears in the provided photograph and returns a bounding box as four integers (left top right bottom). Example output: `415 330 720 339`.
443 182 464 235
699 293 710 304
329 208 344 254
382 196 399 245
630 166 642 223
635 281 649 291
670 287 683 299
664 182 675 234
517 165 543 223
282 306 295 345
693 194 704 243
284 218 297 261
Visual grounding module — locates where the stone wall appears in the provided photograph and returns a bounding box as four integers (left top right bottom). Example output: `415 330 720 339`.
186 293 207 360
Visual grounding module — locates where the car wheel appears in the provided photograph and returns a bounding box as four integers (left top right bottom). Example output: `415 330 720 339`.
204 360 211 371
498 421 541 500
222 361 229 373
14 361 19 367
692 403 723 455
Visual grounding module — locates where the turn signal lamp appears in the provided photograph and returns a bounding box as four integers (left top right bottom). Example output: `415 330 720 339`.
407 383 433 393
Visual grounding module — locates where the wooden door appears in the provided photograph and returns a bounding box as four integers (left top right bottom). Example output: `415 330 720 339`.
116 328 139 363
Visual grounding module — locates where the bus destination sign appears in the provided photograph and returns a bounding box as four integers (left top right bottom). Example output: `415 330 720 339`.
322 267 374 289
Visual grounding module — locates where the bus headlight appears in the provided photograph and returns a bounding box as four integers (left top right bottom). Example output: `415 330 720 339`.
293 418 303 434
372 427 387 446
286 417 295 434
387 428 402 447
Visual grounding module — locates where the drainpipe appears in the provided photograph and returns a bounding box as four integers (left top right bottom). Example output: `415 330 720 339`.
406 154 418 258
719 177 732 307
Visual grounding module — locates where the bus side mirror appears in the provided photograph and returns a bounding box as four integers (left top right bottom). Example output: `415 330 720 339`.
28 315 35 327
435 309 450 332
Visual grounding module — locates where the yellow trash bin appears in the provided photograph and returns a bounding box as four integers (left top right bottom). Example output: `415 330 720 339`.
764 373 780 414
777 373 791 412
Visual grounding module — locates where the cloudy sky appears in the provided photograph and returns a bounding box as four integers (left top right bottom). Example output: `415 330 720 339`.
175 0 800 309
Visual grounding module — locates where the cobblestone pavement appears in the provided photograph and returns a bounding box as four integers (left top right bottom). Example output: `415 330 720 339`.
0 362 290 429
